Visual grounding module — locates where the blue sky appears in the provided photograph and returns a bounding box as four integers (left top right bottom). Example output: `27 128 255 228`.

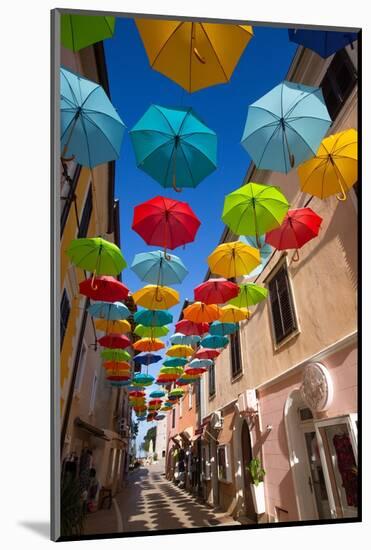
104 18 297 447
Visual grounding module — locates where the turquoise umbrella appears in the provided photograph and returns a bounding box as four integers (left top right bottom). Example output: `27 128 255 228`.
209 321 237 336
88 301 130 320
60 66 125 167
150 390 166 398
132 373 155 387
170 333 201 346
162 358 188 367
130 105 217 191
131 250 188 286
134 309 173 327
200 335 229 349
241 81 331 173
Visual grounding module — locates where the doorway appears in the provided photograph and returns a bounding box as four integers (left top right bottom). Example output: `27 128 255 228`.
241 420 256 521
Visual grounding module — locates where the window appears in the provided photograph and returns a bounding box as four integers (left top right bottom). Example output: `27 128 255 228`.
230 329 242 378
209 362 216 397
195 378 200 410
77 185 93 238
74 342 87 393
268 263 298 345
202 444 211 480
321 49 357 120
60 162 81 236
89 374 98 415
172 408 176 429
179 397 183 418
217 444 232 482
189 387 193 409
60 289 71 350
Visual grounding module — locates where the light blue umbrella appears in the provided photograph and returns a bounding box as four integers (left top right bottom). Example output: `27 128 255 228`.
209 321 238 336
188 358 214 369
170 333 201 346
131 250 188 286
88 301 130 320
240 235 272 277
60 66 125 167
150 390 166 398
134 309 173 327
130 105 217 191
241 81 331 173
200 335 229 349
162 358 188 367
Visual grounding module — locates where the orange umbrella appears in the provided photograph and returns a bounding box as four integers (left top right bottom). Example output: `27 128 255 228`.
183 301 221 323
102 360 131 371
132 338 165 352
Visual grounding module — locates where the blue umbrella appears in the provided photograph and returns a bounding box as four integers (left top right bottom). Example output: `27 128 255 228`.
150 390 166 398
241 81 331 173
88 301 130 320
200 335 229 349
60 66 125 167
130 105 217 191
133 353 162 366
162 358 188 367
137 415 147 421
134 309 173 327
209 321 238 336
170 333 201 346
131 250 188 286
155 414 166 421
188 358 214 369
288 29 358 59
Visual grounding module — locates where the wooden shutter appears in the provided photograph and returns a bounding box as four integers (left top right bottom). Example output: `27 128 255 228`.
230 329 242 377
60 289 71 349
77 185 93 238
269 264 297 344
321 49 357 120
209 363 215 396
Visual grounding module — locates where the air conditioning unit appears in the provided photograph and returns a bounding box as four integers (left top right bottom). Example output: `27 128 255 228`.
237 389 258 415
118 419 129 435
210 411 223 430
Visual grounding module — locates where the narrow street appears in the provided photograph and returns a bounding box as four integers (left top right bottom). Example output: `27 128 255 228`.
84 463 240 535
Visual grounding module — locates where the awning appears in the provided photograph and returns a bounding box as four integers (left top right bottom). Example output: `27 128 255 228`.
179 427 193 442
74 417 110 441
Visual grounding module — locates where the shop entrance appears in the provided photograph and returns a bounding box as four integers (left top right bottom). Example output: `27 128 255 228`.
241 420 257 521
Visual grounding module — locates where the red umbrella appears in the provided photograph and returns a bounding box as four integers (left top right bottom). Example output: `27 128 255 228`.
79 276 129 302
106 374 131 381
185 366 207 375
175 319 209 336
98 334 131 349
129 391 146 397
266 207 323 261
195 348 221 359
132 196 201 253
194 278 239 304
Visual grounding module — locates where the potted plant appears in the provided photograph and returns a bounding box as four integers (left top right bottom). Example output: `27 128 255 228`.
247 458 266 514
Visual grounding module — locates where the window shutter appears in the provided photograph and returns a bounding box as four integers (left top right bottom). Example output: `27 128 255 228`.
78 185 93 238
60 289 71 349
269 264 297 344
230 329 242 377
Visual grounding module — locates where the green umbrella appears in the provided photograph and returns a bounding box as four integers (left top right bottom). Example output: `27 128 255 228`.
61 14 115 52
222 182 289 247
66 237 126 283
228 283 268 308
134 324 169 338
100 349 131 362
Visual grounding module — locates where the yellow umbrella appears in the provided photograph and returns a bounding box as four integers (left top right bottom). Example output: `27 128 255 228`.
166 345 194 358
95 319 131 334
132 338 165 352
183 301 220 323
219 305 249 323
208 241 261 278
135 19 253 93
132 284 179 310
298 128 358 201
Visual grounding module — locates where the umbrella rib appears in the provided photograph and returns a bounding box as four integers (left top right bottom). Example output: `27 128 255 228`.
285 121 318 155
300 158 328 192
200 23 229 82
130 127 173 138
153 105 177 135
83 112 122 156
80 83 102 109
179 145 197 186
137 137 176 166
61 70 80 107
248 105 281 121
180 139 217 168
285 88 327 119
256 124 281 168
150 22 184 68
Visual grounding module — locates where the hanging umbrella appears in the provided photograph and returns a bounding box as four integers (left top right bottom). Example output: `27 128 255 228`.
265 207 323 261
297 128 358 201
288 29 358 58
132 285 180 310
88 301 130 321
95 319 131 334
107 374 131 382
240 235 272 277
131 250 188 286
160 366 185 376
133 353 162 366
135 19 253 93
132 338 165 352
222 182 289 245
228 283 268 308
170 333 201 346
241 81 331 173
162 358 188 367
155 414 166 421
183 302 221 323
156 375 179 384
209 321 237 336
129 390 146 397
109 380 131 387
188 358 214 369
185 365 207 375
100 348 131 361
194 278 239 305
98 334 131 349
130 105 217 191
219 304 249 323
166 345 194 358
132 373 155 387
132 196 201 255
66 237 126 284
175 319 209 336
208 241 261 278
200 335 229 349
61 14 116 51
61 67 125 167
150 390 166 398
102 360 131 372
79 276 129 302
195 348 220 359
134 324 169 338
134 309 173 328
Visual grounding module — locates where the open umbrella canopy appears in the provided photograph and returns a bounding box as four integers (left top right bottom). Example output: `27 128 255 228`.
297 129 358 201
100 348 131 361
194 278 239 305
98 334 131 349
61 67 125 168
129 390 146 397
185 365 207 375
288 29 358 58
188 358 214 369
168 388 185 398
135 19 253 93
209 321 238 336
162 357 188 367
150 390 166 398
130 104 217 191
241 81 331 173
95 319 131 334
132 196 201 251
132 285 180 310
110 380 131 387
159 366 184 375
170 333 201 346
166 345 194 358
183 302 221 323
195 347 220 359
208 241 261 278
66 237 126 276
219 305 249 323
132 338 165 352
102 360 131 372
228 283 268 308
134 309 173 327
134 324 169 338
133 353 162 366
132 373 155 387
131 250 188 286
106 373 131 381
175 319 209 336
266 207 323 259
200 334 229 349
79 276 129 302
88 301 130 321
61 14 116 51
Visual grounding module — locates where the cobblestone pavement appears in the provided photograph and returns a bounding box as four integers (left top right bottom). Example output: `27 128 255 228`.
84 463 240 536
